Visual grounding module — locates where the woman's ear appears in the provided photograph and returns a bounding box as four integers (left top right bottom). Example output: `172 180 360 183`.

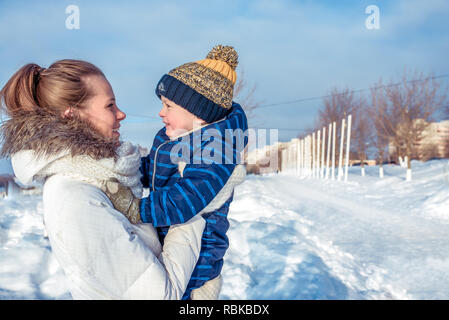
62 107 73 119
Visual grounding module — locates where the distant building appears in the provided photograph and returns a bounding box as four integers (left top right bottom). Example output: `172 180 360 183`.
389 119 449 161
419 120 449 158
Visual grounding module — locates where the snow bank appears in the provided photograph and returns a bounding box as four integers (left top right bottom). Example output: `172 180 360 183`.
421 184 449 221
220 160 449 300
0 159 448 299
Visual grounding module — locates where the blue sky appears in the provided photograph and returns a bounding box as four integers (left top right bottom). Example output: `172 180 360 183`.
1 0 448 145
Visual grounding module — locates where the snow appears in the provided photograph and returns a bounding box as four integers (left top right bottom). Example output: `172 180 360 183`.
0 196 71 299
1 159 449 299
221 159 449 300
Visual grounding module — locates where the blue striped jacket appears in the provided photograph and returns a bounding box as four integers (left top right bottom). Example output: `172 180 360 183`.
139 102 248 299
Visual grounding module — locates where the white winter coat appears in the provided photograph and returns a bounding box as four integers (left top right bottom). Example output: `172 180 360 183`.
10 142 206 299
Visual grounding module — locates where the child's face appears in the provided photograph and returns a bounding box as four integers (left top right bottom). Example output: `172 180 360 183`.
159 96 205 138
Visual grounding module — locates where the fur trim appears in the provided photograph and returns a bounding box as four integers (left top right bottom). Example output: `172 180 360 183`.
0 108 118 160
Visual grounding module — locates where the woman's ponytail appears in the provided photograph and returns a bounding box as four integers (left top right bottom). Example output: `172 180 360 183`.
1 59 104 117
0 63 43 116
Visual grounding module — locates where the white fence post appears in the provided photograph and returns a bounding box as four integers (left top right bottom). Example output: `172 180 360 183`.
344 114 352 183
321 127 326 179
300 139 303 177
308 135 312 178
313 132 317 178
301 139 304 177
303 138 306 177
298 141 300 175
331 121 336 180
291 138 299 175
301 139 305 177
288 141 293 173
316 130 321 178
311 134 314 178
307 135 311 178
296 139 300 176
338 118 345 181
292 142 296 174
326 123 331 179
281 148 287 173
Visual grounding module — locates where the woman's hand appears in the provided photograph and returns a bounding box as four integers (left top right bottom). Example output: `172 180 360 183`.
104 179 142 224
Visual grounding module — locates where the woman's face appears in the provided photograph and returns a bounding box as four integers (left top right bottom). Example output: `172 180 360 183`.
77 75 126 140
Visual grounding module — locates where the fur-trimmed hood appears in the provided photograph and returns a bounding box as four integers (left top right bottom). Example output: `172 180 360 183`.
0 108 132 187
0 108 117 160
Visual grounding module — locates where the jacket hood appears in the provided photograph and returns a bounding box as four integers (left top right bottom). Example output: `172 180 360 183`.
0 108 119 185
0 108 118 159
11 150 68 185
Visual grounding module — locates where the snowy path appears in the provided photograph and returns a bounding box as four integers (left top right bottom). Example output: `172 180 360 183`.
1 160 448 299
220 161 449 300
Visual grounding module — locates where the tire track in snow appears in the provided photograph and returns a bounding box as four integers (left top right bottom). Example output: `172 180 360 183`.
226 176 411 299
282 178 449 299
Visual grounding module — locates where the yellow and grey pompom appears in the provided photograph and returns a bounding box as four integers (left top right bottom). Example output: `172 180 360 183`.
206 45 239 71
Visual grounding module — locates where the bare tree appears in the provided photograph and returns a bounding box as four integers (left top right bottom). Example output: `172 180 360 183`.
317 87 355 127
352 97 372 175
369 78 395 176
372 69 446 180
315 87 357 161
234 68 262 119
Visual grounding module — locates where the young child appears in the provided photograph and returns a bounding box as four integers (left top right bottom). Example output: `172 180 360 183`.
131 45 247 299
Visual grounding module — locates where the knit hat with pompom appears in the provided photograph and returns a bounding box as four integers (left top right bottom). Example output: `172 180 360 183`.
155 45 239 123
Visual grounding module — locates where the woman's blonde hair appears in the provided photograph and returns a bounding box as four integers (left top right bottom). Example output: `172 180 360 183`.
1 59 104 116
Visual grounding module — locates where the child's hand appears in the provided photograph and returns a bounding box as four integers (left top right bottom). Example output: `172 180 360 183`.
104 179 142 224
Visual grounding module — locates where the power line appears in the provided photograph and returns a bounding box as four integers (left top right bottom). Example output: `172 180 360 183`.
258 73 449 109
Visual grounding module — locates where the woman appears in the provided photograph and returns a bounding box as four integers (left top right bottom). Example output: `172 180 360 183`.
0 60 205 299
